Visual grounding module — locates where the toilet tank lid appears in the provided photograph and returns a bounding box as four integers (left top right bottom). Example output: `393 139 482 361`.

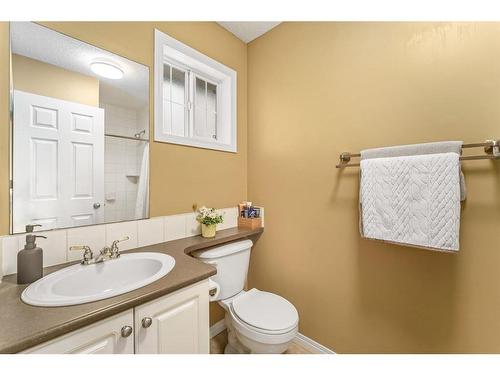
192 239 253 259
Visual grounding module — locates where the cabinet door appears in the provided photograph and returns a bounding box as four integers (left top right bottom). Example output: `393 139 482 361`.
135 280 209 354
22 310 134 354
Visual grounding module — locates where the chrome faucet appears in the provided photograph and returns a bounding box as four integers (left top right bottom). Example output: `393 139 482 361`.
69 236 130 266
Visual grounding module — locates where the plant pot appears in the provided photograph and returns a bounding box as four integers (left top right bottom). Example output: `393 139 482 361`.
201 223 217 238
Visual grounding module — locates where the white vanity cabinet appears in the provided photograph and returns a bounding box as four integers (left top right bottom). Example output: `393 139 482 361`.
23 280 209 354
135 280 210 354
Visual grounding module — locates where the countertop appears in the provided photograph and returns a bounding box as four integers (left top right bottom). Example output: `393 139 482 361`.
0 226 263 353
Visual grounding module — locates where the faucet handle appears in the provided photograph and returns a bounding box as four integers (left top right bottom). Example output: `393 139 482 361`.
69 245 94 265
111 236 130 248
113 236 130 244
110 236 130 258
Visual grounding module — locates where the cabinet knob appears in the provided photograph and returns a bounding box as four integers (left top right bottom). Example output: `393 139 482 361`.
121 325 133 338
142 317 153 328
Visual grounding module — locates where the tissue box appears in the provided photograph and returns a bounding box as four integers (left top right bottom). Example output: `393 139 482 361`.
238 216 262 230
237 203 263 229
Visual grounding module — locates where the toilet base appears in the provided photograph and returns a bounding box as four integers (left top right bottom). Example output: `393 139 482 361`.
223 312 296 354
224 315 251 354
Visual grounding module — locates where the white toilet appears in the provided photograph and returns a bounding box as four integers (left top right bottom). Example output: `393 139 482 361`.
192 239 299 354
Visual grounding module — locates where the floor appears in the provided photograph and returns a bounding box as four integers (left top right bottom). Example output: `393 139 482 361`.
210 330 313 354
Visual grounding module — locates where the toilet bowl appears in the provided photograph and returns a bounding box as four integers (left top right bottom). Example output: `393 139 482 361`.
192 240 299 354
220 288 298 353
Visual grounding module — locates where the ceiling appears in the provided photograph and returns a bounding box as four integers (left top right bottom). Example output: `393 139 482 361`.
10 22 149 108
217 22 281 43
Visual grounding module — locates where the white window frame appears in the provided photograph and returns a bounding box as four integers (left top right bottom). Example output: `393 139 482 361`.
154 29 237 153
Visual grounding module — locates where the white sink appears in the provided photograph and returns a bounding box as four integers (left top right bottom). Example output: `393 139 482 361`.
21 253 175 307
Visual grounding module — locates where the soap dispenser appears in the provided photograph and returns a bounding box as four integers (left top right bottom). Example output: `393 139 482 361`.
17 224 46 284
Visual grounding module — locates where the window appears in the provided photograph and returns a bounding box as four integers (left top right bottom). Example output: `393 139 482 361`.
154 30 237 152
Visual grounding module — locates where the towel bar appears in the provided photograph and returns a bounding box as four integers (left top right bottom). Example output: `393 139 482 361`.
336 140 500 168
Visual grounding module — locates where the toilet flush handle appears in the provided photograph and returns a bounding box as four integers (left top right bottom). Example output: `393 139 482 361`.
208 278 220 302
203 260 220 301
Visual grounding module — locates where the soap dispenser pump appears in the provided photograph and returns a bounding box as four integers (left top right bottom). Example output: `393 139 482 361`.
17 224 46 284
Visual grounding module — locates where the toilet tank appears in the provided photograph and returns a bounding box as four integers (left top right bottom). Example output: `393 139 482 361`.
192 240 253 301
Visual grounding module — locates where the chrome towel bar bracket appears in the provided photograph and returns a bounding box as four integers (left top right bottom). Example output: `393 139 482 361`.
336 140 500 168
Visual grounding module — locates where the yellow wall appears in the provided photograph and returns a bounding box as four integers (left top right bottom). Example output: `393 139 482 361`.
0 24 8 235
12 54 99 106
0 22 248 237
247 22 500 353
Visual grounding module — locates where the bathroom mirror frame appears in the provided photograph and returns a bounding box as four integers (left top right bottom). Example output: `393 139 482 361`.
8 22 152 234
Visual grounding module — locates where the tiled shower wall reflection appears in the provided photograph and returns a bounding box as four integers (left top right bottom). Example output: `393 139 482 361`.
101 103 149 222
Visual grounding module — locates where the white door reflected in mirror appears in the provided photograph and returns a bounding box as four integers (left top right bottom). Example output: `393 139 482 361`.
13 90 105 233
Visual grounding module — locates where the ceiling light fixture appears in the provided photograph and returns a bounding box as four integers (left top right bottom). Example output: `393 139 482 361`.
90 62 124 80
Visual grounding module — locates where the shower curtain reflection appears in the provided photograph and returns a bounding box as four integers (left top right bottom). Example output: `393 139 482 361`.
135 143 150 219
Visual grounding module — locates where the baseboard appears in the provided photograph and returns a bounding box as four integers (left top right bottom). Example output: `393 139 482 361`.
210 319 226 338
209 319 335 353
292 333 336 354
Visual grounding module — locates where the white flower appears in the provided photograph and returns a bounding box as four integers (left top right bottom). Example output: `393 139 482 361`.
196 206 224 225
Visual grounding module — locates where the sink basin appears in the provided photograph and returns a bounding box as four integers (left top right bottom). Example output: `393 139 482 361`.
21 252 175 307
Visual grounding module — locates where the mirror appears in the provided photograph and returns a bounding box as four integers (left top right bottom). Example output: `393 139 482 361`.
10 22 150 233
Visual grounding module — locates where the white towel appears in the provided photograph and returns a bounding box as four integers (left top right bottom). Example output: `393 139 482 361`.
360 153 461 252
361 141 467 201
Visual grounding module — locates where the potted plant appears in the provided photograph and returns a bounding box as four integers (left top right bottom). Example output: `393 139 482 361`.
196 206 224 238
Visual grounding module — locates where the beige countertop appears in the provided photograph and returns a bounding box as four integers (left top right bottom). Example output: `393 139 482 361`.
0 226 263 353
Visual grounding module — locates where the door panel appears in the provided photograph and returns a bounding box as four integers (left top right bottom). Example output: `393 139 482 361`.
72 142 94 198
13 90 104 232
22 310 134 354
32 105 58 129
31 217 58 230
135 280 209 354
71 112 94 133
71 214 94 227
31 138 58 199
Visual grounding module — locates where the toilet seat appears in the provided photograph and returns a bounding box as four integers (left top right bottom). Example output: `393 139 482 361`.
229 289 299 335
